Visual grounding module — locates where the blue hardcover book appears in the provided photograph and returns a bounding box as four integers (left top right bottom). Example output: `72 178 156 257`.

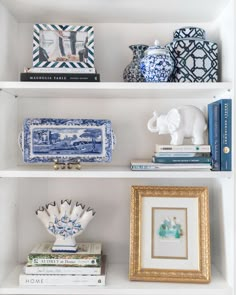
208 102 221 170
220 99 232 171
152 156 212 164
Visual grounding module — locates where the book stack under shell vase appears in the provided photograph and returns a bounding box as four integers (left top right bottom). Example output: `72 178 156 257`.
167 26 218 82
20 242 106 286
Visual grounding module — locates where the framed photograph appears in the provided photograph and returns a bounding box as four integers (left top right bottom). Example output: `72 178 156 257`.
129 186 210 283
33 24 94 68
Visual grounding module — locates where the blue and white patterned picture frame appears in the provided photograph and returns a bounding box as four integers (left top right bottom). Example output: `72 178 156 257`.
19 119 115 163
33 24 94 68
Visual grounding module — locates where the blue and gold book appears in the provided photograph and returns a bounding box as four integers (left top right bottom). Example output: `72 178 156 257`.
208 99 232 171
220 99 232 171
208 101 221 170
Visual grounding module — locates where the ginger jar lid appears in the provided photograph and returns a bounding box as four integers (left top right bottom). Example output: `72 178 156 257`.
144 40 170 56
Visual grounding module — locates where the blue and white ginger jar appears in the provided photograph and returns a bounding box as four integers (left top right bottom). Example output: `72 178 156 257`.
167 27 218 82
140 40 174 82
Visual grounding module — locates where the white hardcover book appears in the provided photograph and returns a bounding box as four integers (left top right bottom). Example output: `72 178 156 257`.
19 273 106 286
155 145 211 153
24 264 101 275
24 67 96 74
20 256 106 286
154 152 197 157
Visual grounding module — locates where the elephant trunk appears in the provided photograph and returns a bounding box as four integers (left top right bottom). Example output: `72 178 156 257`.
147 111 159 133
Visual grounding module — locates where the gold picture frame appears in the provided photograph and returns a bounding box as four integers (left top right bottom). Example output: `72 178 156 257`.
129 186 211 283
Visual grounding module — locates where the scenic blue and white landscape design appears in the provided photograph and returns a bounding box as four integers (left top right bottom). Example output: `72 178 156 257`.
32 127 103 155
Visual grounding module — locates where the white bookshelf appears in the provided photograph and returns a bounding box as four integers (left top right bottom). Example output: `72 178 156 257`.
0 264 232 295
0 166 233 179
0 82 232 99
0 0 234 294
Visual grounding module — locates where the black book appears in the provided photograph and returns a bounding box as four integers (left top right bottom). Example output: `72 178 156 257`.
20 73 100 82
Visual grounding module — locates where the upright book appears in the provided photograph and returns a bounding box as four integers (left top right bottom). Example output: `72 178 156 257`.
220 99 232 171
208 99 232 171
27 242 102 267
208 101 221 170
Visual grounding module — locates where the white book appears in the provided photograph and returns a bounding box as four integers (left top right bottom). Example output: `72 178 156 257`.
20 257 106 286
155 145 211 153
154 152 198 157
24 67 96 74
24 264 101 275
131 160 211 171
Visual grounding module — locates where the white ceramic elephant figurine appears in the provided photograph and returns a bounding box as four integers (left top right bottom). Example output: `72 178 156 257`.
147 105 207 145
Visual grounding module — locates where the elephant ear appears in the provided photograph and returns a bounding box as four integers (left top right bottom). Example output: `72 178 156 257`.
167 108 181 133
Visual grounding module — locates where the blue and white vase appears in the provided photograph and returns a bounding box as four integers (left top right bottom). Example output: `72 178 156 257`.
167 27 218 82
140 40 174 82
123 44 148 82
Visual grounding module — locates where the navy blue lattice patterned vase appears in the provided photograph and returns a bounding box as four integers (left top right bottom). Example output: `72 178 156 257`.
140 40 174 82
123 44 148 82
167 27 218 82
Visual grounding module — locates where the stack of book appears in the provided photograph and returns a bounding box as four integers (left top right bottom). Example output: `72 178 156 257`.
131 145 212 171
21 67 100 82
208 99 232 171
19 242 106 286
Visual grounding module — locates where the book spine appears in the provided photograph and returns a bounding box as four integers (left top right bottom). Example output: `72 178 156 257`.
131 165 159 170
208 102 221 171
28 256 101 267
25 67 96 74
155 145 211 153
152 156 211 164
19 274 105 286
220 99 232 171
20 73 100 82
154 152 197 157
24 265 101 275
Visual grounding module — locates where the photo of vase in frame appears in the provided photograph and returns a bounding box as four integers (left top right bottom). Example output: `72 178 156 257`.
129 186 211 283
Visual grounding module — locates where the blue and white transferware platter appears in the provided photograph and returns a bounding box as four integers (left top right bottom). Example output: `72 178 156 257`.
19 118 115 163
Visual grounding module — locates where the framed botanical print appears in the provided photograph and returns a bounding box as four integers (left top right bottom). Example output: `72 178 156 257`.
129 186 211 283
33 24 94 68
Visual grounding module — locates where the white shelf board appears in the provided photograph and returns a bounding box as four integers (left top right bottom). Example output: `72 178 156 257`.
0 0 231 23
0 264 232 295
0 166 232 179
0 82 232 99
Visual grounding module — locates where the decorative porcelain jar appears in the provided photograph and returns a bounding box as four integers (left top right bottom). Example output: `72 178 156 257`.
140 40 174 82
167 27 218 82
123 44 148 82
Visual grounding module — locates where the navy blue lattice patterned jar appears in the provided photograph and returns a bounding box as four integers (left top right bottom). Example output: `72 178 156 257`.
167 27 218 82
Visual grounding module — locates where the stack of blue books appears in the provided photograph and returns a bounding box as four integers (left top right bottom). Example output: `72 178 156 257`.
208 99 232 171
131 145 212 171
